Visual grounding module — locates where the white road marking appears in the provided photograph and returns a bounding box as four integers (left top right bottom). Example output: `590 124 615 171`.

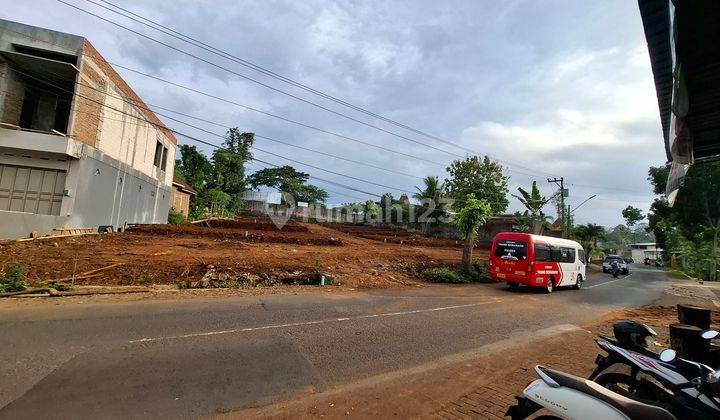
585 274 632 289
128 299 502 343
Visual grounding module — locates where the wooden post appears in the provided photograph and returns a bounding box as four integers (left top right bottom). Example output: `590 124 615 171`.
670 323 709 362
677 304 712 330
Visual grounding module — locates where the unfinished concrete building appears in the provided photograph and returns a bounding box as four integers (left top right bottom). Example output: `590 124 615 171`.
0 19 177 239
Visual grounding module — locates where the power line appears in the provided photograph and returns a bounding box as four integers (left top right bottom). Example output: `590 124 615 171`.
3 68 423 191
89 0 481 154
1 24 551 183
0 25 450 168
108 63 449 168
56 0 470 160
88 0 560 179
133 102 425 180
2 21 658 201
57 0 564 176
10 67 418 197
568 182 653 196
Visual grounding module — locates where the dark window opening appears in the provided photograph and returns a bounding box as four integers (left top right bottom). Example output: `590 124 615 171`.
160 146 168 171
13 77 72 133
19 87 39 128
153 141 163 167
495 240 527 260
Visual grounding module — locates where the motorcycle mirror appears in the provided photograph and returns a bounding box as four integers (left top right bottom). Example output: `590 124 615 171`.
701 330 720 340
659 349 677 363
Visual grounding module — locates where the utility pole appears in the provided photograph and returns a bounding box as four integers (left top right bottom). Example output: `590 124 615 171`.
547 177 565 237
567 204 571 236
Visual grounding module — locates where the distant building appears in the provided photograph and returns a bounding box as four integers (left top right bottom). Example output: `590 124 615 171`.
170 177 197 217
0 19 177 239
627 242 662 262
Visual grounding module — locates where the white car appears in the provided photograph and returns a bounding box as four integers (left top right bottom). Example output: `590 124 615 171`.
602 255 629 274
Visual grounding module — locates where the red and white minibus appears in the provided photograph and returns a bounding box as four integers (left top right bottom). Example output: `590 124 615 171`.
488 232 586 293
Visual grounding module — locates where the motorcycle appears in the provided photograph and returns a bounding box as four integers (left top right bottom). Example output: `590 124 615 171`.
505 363 679 419
507 329 720 419
611 260 621 278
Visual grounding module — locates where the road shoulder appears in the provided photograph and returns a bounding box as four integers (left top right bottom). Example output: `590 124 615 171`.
228 283 718 419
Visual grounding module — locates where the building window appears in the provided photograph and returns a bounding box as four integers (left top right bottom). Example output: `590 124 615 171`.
161 146 168 171
153 141 163 167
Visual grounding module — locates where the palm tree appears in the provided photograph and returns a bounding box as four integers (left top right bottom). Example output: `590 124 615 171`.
512 181 554 234
413 176 446 234
573 223 606 261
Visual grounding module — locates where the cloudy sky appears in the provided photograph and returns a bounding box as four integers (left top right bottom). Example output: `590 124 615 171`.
3 0 667 226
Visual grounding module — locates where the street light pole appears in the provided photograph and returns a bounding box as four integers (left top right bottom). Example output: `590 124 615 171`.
548 177 565 237
572 194 598 214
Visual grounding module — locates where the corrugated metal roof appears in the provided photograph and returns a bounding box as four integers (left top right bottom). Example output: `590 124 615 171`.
639 0 720 161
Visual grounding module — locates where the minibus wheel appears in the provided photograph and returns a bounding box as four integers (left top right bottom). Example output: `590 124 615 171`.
507 282 519 291
574 274 583 290
545 277 555 293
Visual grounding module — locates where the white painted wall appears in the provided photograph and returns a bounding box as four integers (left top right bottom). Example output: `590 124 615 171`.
78 57 176 188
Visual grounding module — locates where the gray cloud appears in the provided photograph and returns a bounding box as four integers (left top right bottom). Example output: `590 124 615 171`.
2 0 667 225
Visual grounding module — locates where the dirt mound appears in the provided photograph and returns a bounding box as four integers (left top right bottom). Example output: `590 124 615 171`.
328 224 472 248
204 218 309 232
0 216 474 289
127 220 343 246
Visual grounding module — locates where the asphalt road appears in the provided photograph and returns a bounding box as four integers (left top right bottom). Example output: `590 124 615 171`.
0 264 668 418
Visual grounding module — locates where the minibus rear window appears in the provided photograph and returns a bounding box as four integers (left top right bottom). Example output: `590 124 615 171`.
495 240 527 260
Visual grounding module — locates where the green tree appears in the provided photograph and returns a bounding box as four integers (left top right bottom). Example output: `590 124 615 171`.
513 211 533 233
205 188 231 217
175 144 214 217
602 224 631 252
647 162 720 279
363 200 381 222
247 165 327 204
455 197 493 272
512 181 553 234
622 206 645 228
445 156 509 215
211 128 254 213
413 176 447 233
573 223 606 259
378 193 405 223
248 165 309 191
175 145 213 193
293 183 328 204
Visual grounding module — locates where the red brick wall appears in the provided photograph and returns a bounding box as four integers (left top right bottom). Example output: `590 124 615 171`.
78 41 177 145
72 58 105 147
171 187 191 217
0 62 25 126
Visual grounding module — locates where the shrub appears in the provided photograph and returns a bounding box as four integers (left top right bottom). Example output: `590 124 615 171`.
421 267 469 284
0 265 27 293
168 209 186 225
470 260 492 282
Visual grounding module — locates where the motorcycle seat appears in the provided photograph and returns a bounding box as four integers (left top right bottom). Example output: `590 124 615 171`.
538 366 676 420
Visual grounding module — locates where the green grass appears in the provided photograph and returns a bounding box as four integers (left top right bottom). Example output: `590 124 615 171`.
664 269 693 280
421 268 470 284
0 265 27 293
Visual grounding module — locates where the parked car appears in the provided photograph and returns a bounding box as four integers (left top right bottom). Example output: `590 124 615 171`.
602 255 629 274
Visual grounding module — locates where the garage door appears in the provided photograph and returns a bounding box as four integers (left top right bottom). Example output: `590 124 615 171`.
0 164 66 215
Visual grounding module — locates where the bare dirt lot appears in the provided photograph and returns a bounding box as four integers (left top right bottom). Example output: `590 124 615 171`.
0 216 485 289
329 224 464 248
